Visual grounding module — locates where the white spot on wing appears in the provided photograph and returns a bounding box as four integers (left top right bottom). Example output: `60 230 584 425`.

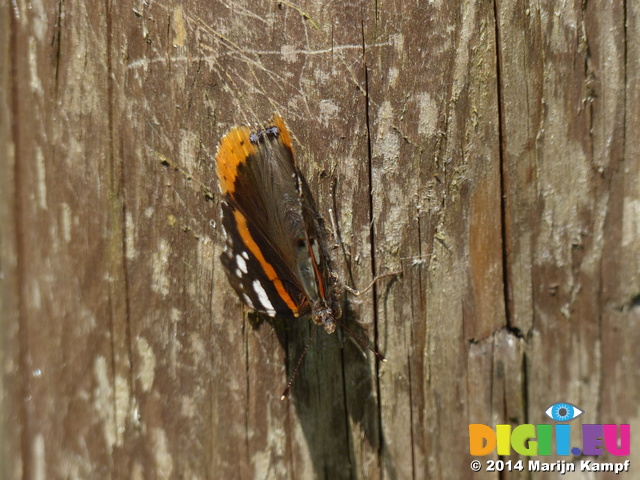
241 251 249 260
236 254 248 274
253 280 276 316
242 293 255 309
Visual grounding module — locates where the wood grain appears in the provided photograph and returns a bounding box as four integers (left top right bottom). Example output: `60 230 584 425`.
1 0 637 479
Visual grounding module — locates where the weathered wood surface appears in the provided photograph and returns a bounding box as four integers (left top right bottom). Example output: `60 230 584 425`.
2 0 638 479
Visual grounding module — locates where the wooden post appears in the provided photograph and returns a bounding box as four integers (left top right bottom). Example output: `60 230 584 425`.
2 0 638 478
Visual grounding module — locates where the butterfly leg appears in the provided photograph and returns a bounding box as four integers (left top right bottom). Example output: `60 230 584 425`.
344 270 402 297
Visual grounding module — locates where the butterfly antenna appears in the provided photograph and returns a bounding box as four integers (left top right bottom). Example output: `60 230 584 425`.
336 319 387 364
281 324 318 400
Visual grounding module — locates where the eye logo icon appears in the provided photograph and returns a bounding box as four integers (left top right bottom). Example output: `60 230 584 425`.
545 402 584 422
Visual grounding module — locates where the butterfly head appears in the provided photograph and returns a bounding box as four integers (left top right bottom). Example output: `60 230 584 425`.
311 303 336 334
310 280 342 334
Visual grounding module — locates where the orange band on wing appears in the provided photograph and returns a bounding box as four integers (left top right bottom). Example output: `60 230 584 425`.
233 210 301 316
271 114 293 151
216 126 257 195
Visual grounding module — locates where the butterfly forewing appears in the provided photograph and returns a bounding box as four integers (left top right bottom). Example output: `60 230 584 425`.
217 115 312 318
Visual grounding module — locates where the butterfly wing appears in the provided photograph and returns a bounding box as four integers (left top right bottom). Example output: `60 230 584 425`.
216 115 312 318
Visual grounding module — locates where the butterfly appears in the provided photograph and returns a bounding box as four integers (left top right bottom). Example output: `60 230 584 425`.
216 114 342 335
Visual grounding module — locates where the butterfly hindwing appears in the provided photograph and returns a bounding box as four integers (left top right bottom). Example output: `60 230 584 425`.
219 200 311 318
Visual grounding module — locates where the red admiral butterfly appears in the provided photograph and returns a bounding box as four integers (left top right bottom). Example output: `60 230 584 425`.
216 114 387 398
